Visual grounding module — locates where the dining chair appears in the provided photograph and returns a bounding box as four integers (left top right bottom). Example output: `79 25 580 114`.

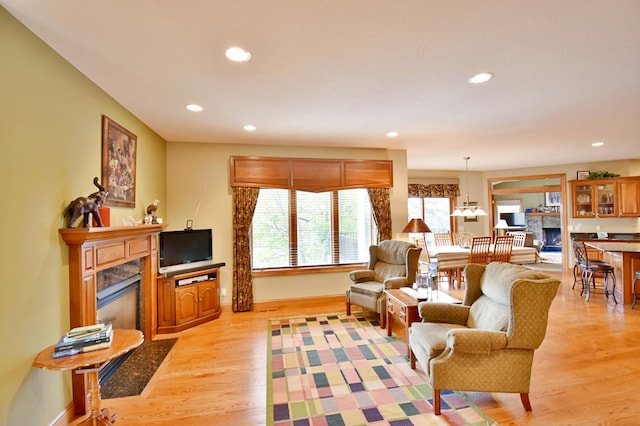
468 236 492 264
507 231 527 247
493 235 515 263
433 233 453 246
454 232 474 248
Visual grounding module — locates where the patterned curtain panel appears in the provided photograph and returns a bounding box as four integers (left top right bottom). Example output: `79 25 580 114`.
232 187 260 312
367 188 392 241
408 183 460 198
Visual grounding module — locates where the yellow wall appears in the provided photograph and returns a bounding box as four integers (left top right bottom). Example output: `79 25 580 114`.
0 8 167 425
165 142 409 304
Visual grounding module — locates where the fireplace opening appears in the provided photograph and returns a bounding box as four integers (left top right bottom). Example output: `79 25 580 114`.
96 260 142 383
543 228 562 251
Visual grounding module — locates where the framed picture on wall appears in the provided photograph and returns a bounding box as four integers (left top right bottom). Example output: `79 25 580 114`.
545 191 561 207
101 115 137 208
577 170 590 180
463 201 479 222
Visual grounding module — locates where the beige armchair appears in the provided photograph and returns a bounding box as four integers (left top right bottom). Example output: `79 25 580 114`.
409 262 559 415
346 240 421 328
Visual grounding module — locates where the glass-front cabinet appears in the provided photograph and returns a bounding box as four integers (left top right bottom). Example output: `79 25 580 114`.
570 179 617 218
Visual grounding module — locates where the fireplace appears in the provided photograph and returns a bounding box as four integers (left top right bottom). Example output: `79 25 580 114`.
95 261 143 383
96 260 142 330
60 224 165 415
543 228 562 251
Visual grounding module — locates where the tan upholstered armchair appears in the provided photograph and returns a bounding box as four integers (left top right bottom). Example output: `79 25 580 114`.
346 240 421 328
409 262 559 415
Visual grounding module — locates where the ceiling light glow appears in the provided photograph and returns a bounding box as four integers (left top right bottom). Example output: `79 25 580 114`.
226 47 251 62
592 141 605 147
387 131 399 138
468 72 494 84
243 124 256 131
186 104 203 112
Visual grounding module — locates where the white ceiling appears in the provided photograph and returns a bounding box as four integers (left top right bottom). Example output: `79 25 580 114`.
3 0 639 171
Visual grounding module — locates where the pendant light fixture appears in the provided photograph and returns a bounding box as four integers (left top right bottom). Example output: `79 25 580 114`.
451 156 487 217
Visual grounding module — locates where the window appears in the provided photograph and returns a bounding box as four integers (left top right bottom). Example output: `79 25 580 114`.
252 188 376 269
407 197 452 246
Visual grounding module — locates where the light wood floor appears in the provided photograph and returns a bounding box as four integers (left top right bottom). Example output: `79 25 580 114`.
72 269 640 425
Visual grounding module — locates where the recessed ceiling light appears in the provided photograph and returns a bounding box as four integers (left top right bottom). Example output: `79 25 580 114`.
592 141 605 147
225 47 251 62
185 104 203 112
243 124 256 131
468 72 494 84
387 131 399 138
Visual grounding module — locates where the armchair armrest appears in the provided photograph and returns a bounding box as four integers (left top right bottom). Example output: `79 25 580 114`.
446 329 507 355
418 302 470 325
383 276 409 289
349 270 375 283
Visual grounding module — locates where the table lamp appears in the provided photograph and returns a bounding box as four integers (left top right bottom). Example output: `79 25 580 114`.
402 218 431 249
495 219 509 236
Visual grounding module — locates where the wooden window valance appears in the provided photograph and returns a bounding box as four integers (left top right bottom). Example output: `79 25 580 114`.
230 156 393 192
408 183 460 198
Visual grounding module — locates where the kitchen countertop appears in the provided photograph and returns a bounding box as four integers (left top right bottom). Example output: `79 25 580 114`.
584 242 640 253
570 232 640 242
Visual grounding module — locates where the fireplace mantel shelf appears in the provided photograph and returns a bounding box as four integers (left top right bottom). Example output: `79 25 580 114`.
60 224 166 245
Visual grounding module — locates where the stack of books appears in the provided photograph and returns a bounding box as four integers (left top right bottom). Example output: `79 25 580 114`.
52 323 113 359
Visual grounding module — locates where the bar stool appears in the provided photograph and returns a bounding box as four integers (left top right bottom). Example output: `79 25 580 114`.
577 242 617 303
571 238 606 290
632 271 640 309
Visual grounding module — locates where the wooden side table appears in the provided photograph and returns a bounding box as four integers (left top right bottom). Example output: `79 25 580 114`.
385 289 421 356
33 329 144 425
385 288 460 356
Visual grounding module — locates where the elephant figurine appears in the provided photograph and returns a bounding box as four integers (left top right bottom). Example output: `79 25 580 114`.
65 177 109 228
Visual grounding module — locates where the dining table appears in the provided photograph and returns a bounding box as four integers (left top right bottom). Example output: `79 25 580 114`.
426 244 538 286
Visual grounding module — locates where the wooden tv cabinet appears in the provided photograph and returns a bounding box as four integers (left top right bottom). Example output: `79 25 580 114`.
157 264 225 334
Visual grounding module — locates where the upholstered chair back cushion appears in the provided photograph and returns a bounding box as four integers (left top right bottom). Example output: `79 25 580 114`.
467 262 551 333
370 240 418 283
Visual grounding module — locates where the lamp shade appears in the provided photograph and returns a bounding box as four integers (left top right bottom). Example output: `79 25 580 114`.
401 218 432 233
495 219 509 229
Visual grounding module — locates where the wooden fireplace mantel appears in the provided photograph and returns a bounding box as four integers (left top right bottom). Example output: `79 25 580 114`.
59 224 165 415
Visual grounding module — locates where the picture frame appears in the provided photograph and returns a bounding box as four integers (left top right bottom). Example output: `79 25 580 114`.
545 191 561 207
577 170 590 180
101 115 137 208
463 201 479 222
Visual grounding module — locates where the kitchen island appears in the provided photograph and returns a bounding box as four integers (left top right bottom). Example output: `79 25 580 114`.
584 242 640 305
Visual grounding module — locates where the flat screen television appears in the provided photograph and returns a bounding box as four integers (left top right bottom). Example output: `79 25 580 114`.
158 229 213 275
500 212 526 227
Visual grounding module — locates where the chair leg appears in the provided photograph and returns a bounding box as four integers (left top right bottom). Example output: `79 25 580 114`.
433 389 441 415
409 348 416 369
520 393 532 412
346 300 351 315
604 272 618 304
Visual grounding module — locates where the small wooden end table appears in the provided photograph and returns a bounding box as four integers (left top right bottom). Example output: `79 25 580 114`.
33 329 144 425
385 288 460 356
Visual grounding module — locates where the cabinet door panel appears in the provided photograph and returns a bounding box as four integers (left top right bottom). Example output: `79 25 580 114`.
175 287 198 324
618 179 640 217
198 283 219 317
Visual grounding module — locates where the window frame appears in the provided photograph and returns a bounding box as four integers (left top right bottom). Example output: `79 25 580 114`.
251 188 377 275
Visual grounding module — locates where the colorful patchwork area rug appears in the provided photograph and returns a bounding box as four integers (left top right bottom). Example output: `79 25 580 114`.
267 314 496 425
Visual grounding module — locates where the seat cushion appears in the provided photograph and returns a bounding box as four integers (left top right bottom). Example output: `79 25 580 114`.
349 282 384 298
410 322 467 362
